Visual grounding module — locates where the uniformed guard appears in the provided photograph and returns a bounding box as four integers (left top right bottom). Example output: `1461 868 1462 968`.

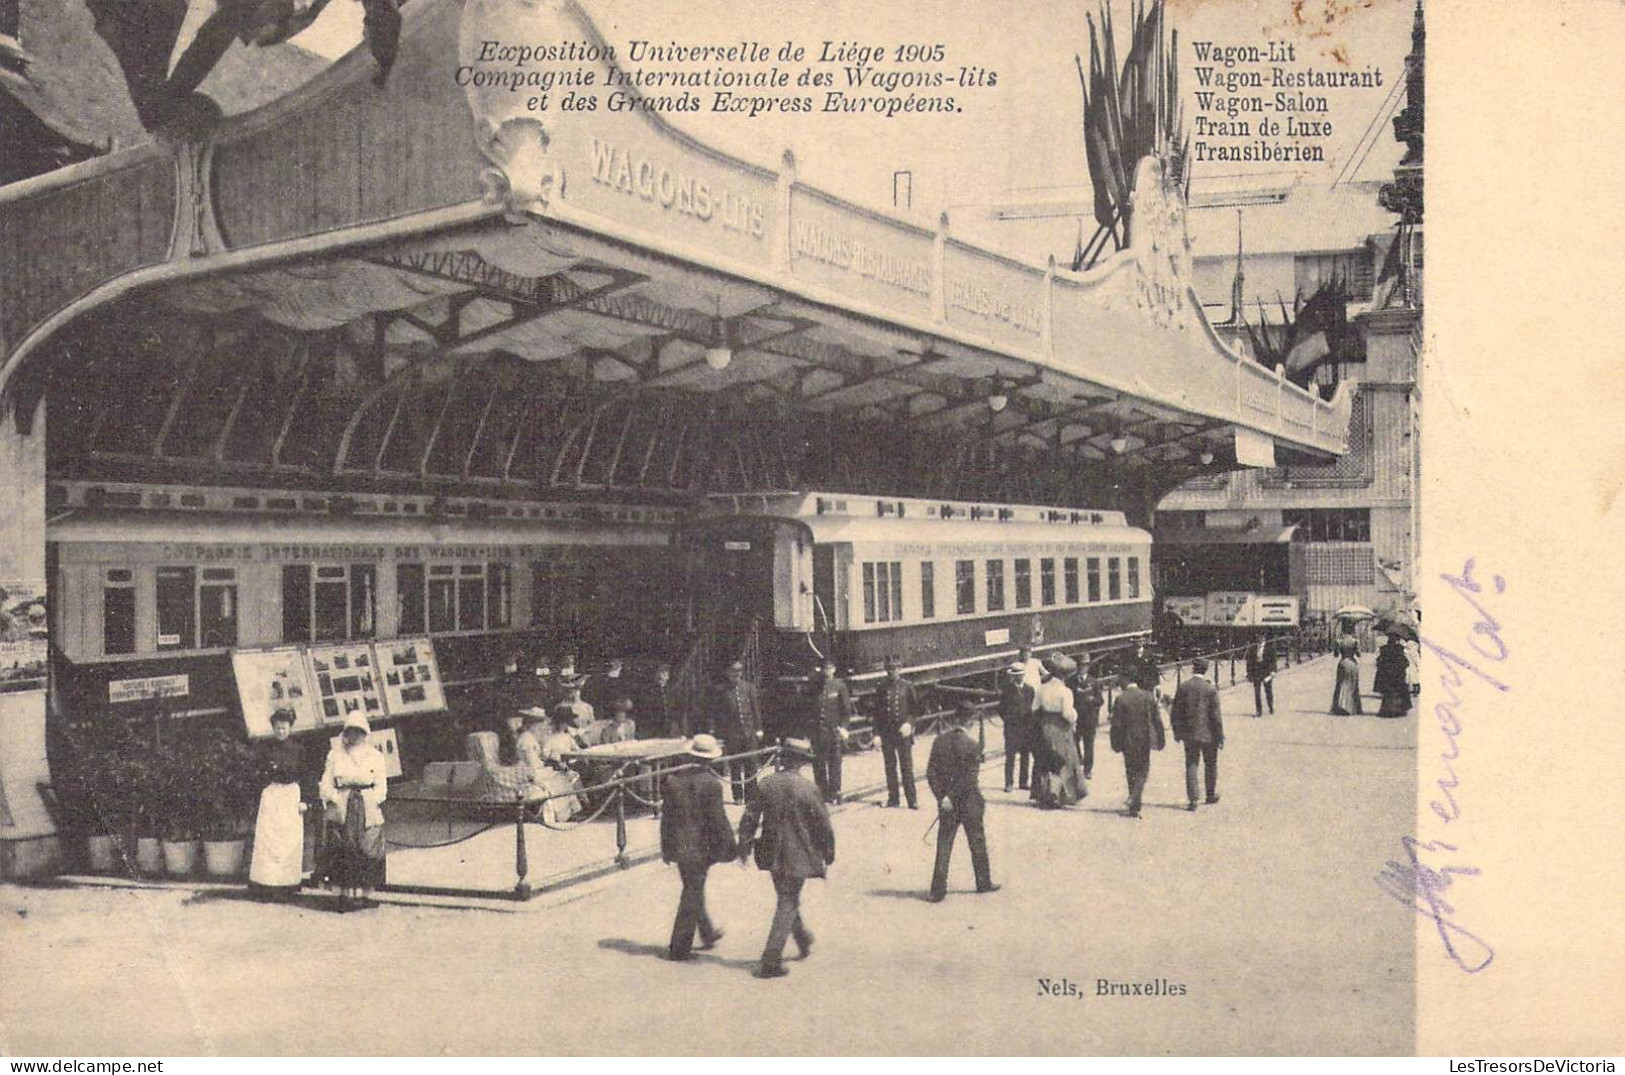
808 659 855 805
708 659 763 804
998 662 1034 793
875 655 920 809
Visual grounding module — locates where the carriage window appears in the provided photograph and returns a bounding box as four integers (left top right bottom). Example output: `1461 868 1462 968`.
198 568 239 648
282 564 376 642
457 564 486 631
282 566 311 642
919 562 935 619
1063 558 1079 604
1014 559 1032 609
155 567 196 651
396 564 426 635
985 559 1006 612
314 567 350 641
1086 558 1101 603
1108 558 1122 601
955 560 976 615
862 561 903 623
427 566 457 634
1040 559 1056 606
488 563 513 628
1127 556 1141 599
103 569 136 655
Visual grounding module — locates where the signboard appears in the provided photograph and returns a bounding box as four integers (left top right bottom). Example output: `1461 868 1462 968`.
375 638 446 716
232 646 323 737
306 643 387 726
108 675 191 705
1204 591 1252 626
329 726 404 780
984 627 1011 646
1165 597 1207 626
0 579 48 694
1234 595 1301 627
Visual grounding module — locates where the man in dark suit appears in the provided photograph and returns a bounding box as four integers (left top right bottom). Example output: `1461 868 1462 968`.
736 739 835 979
808 659 854 805
1069 657 1105 781
1169 658 1224 811
874 655 920 809
927 701 1000 902
998 663 1033 793
639 662 679 737
659 734 737 961
1246 635 1278 717
708 660 763 804
1109 671 1166 818
1129 639 1161 696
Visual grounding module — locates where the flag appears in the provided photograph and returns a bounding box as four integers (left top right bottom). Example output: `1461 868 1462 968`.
1283 282 1348 375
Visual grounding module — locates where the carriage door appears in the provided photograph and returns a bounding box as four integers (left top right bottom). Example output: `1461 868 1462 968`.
690 521 778 665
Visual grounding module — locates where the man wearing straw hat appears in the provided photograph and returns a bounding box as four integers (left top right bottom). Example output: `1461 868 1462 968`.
926 701 999 902
737 739 834 979
659 734 737 962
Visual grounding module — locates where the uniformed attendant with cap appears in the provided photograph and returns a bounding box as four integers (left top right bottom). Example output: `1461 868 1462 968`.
709 659 763 804
875 655 920 809
808 659 855 805
999 662 1034 793
927 701 1000 902
1069 656 1105 781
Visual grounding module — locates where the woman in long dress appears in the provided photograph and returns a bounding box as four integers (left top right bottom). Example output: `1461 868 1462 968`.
1374 635 1412 717
248 707 306 899
319 713 389 910
1330 642 1364 716
516 708 585 823
1029 656 1086 809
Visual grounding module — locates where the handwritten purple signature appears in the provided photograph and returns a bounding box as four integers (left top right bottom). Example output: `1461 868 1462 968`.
1376 557 1507 974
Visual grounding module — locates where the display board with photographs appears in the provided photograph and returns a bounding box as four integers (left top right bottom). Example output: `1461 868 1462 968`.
305 642 387 727
377 638 446 715
232 646 323 738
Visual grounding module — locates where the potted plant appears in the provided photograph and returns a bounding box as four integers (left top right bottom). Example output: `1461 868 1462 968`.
157 743 204 878
196 729 258 878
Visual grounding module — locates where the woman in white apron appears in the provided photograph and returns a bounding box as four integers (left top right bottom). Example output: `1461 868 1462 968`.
248 707 306 898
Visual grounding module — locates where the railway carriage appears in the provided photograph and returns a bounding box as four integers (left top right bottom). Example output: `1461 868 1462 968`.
676 492 1154 690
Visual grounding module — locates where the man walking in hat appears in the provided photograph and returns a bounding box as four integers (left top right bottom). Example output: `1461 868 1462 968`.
1169 658 1224 811
927 701 999 902
808 659 854 805
1069 656 1105 781
1246 635 1278 717
875 655 920 809
709 660 763 804
737 739 835 979
660 734 737 961
1109 670 1166 818
998 662 1034 793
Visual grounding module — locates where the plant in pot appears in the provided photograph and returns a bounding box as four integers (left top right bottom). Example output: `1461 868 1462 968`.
196 729 259 879
116 742 169 878
74 740 128 874
157 743 205 878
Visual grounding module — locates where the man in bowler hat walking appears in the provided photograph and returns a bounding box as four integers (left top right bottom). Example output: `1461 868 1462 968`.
736 739 835 979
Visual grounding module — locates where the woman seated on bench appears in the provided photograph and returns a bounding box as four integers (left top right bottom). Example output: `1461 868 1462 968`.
514 707 585 823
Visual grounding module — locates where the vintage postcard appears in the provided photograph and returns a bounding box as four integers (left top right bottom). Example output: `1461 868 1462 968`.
0 0 1620 1059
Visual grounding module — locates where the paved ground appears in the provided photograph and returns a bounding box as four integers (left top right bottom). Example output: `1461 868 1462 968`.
0 656 1416 1056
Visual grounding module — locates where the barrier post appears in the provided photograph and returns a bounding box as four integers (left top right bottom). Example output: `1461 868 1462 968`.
1229 650 1236 685
514 799 531 900
614 784 628 867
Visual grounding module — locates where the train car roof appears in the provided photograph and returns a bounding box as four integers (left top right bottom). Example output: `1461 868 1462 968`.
48 510 673 547
1154 524 1299 546
799 514 1150 548
707 490 1129 528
